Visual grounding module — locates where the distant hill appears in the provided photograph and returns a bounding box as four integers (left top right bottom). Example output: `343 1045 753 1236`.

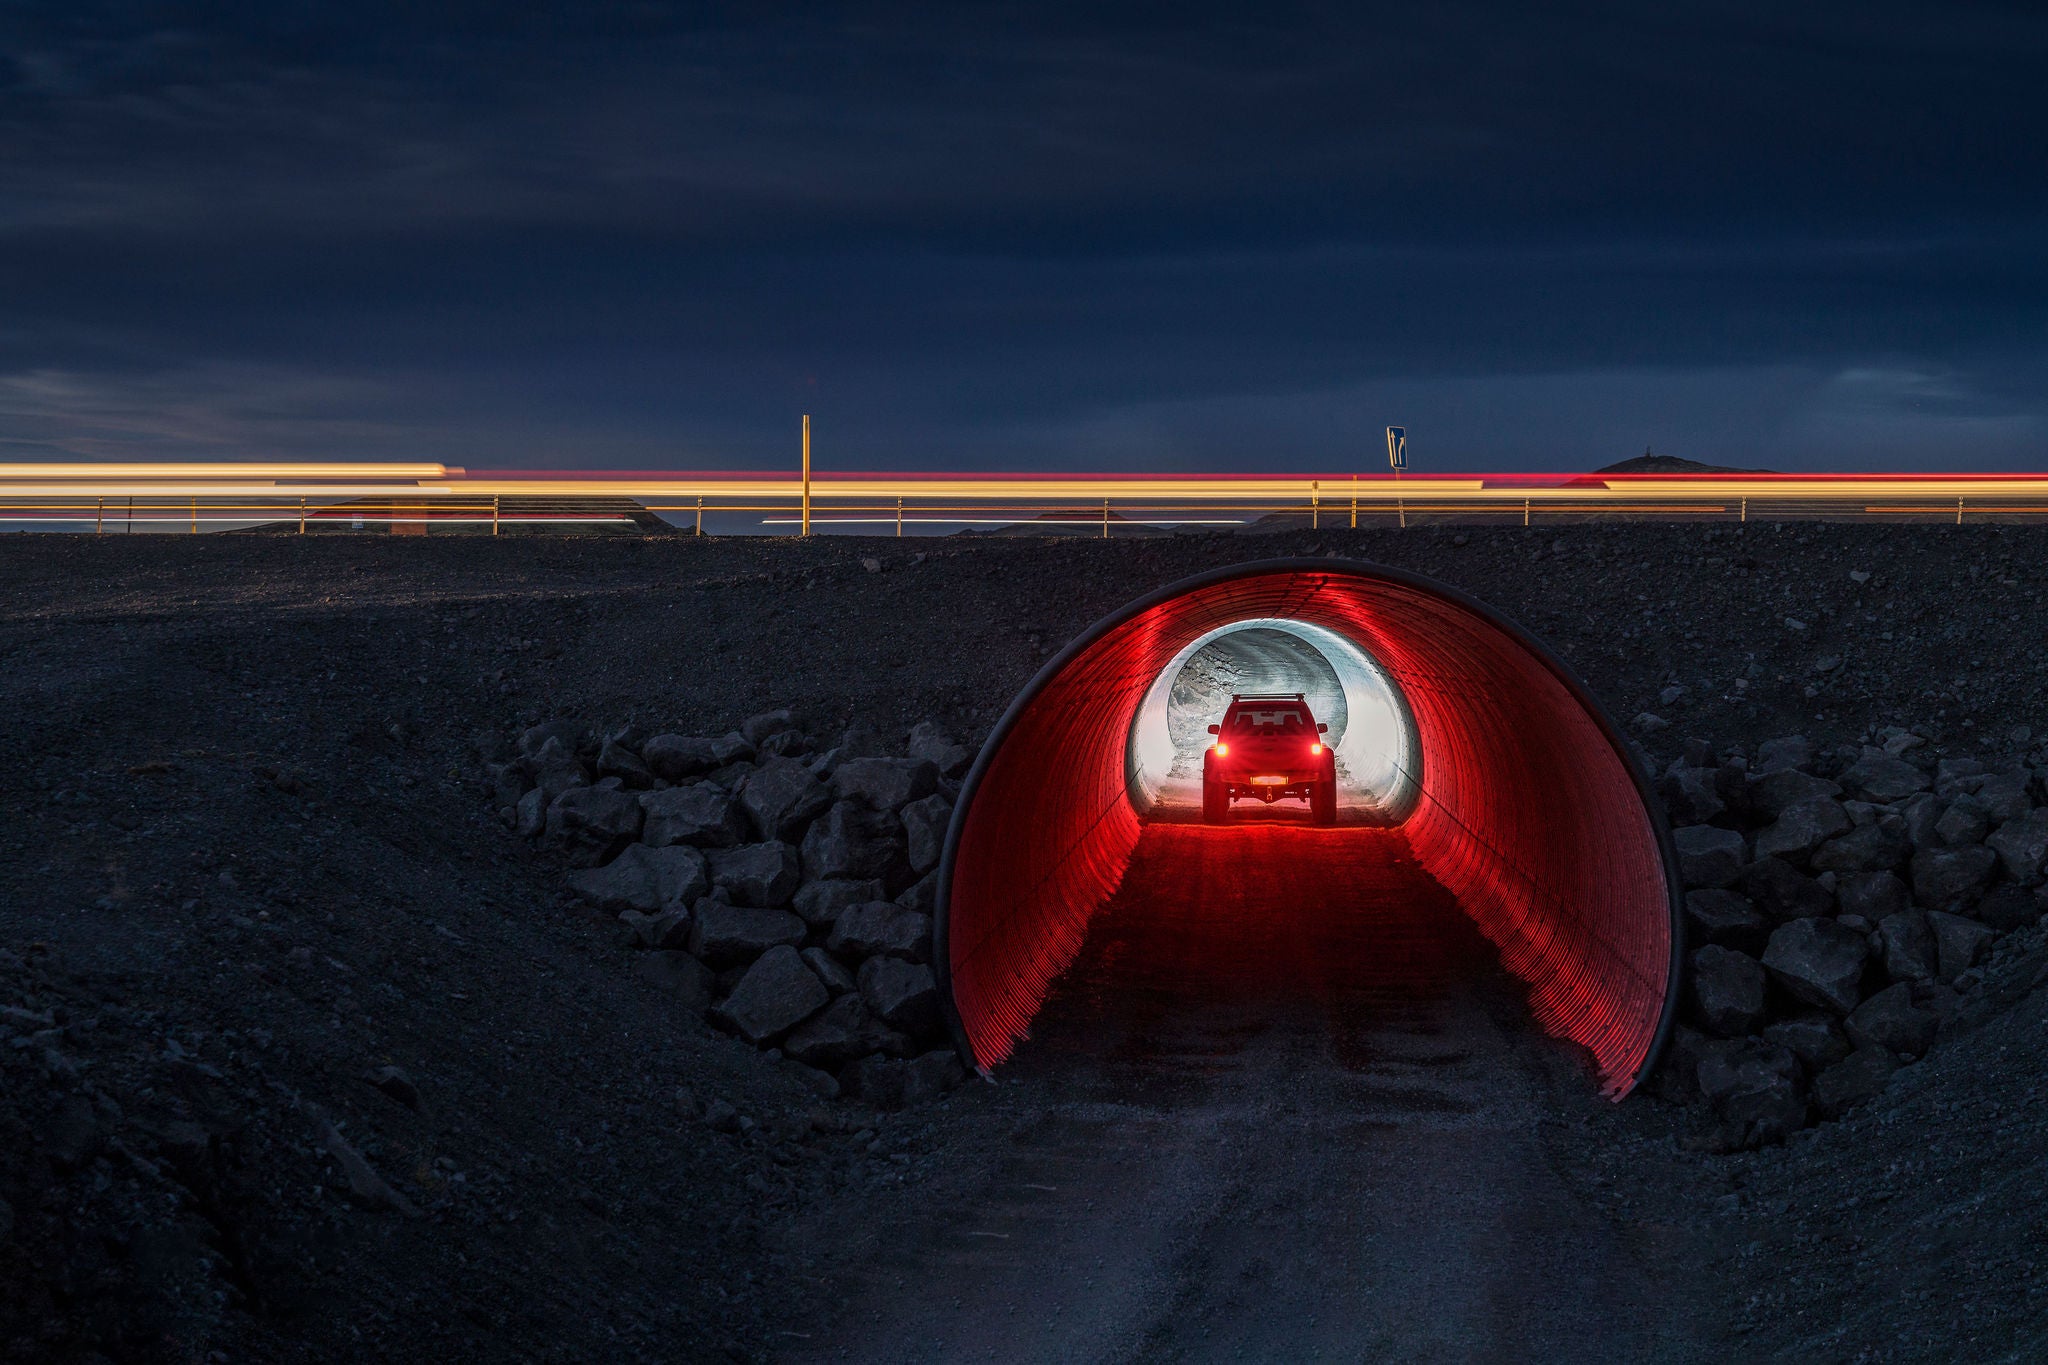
1594 454 1767 475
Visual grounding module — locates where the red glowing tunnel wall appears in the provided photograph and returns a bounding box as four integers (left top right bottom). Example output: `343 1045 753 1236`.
934 559 1683 1098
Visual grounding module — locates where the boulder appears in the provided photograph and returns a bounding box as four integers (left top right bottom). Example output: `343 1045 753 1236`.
527 735 590 804
895 870 939 916
640 783 745 848
1975 771 2034 824
713 946 828 1044
833 757 941 812
515 786 547 838
596 738 654 788
707 841 803 908
1742 857 1833 919
543 786 645 866
1910 845 1998 914
906 720 974 778
631 950 715 1014
1810 823 1909 875
758 729 810 758
519 719 588 758
1760 1014 1851 1072
1974 885 2040 933
1747 768 1840 820
1761 918 1867 1013
642 733 751 781
1835 871 1910 923
738 758 833 842
829 903 932 962
1926 910 1994 981
485 759 531 810
802 800 907 883
792 878 887 926
901 793 953 875
1838 751 1931 804
782 994 901 1070
689 902 806 967
1813 1047 1898 1117
1688 946 1768 1037
1753 797 1850 864
618 907 692 949
740 709 800 746
1684 889 1771 954
857 956 941 1035
1753 735 1815 775
1876 910 1937 982
1660 765 1725 826
800 946 857 994
1674 825 1746 889
1897 792 1941 849
1986 809 2048 885
1844 982 1938 1057
568 843 708 913
1696 1040 1807 1146
1933 797 1990 847
841 1050 964 1110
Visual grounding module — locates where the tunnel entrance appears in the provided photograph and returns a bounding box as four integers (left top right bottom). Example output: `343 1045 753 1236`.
934 558 1684 1098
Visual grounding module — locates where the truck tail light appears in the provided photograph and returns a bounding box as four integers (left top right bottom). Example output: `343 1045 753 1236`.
1310 742 1323 755
1214 741 1228 756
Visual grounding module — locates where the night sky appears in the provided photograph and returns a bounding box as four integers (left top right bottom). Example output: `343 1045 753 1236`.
3 3 2044 473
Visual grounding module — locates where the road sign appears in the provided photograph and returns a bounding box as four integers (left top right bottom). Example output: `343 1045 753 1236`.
1386 427 1407 471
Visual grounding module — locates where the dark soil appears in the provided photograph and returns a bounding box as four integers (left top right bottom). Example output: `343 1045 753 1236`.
2 522 2045 1362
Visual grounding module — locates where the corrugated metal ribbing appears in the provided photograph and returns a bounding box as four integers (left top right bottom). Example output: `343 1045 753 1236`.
936 561 1680 1097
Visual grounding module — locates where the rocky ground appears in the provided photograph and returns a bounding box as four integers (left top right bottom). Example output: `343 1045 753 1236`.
3 522 2048 1362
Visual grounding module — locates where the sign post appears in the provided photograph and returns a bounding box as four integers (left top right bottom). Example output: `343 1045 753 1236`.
1386 426 1407 528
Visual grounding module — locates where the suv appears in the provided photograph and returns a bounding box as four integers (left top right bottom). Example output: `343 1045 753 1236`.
1201 693 1336 825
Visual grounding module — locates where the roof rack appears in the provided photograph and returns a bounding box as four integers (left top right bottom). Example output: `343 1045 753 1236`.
1230 692 1306 701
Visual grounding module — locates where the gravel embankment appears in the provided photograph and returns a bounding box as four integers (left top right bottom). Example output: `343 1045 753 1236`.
2 523 2047 1362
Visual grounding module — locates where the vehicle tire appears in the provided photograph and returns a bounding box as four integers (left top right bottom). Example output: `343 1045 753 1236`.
1202 776 1229 824
1310 779 1336 826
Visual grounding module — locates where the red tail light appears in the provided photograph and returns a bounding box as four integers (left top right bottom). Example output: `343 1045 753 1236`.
1214 741 1228 756
1310 742 1323 755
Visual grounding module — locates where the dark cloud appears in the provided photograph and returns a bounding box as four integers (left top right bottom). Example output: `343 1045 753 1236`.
0 2 2043 470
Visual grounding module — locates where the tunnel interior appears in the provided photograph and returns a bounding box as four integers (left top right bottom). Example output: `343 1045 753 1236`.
935 559 1683 1098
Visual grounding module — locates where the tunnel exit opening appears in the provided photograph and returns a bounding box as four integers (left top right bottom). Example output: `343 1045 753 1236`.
935 559 1685 1099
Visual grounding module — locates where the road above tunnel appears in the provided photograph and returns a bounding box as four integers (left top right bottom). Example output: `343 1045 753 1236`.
792 819 1715 1363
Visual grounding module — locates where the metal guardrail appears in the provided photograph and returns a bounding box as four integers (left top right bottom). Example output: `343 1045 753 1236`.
4 463 2048 535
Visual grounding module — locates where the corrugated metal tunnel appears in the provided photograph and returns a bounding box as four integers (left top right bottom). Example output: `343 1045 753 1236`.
934 558 1684 1098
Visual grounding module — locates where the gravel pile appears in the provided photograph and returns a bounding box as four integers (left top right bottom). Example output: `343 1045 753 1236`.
485 711 973 1109
1659 727 2048 1148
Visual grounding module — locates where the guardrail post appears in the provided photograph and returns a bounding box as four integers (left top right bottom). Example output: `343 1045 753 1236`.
190 497 197 534
800 414 812 537
695 497 704 536
1350 476 1357 529
492 496 500 536
1102 499 1110 539
1740 497 1747 523
1311 480 1320 530
299 498 306 534
96 499 103 535
1524 498 1530 527
896 498 903 537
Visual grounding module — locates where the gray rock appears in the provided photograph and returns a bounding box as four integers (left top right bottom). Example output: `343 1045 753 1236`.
689 902 806 967
901 793 953 875
1975 771 2034 824
1761 1014 1851 1072
1838 750 1931 804
1936 756 1989 795
544 786 647 866
1753 735 1815 775
1974 885 2040 932
1754 797 1850 864
833 757 941 812
1910 845 1998 914
569 847 712 912
895 870 939 916
1696 1040 1807 1146
527 735 590 804
906 720 974 778
713 946 827 1044
1934 797 1991 847
758 729 811 758
1688 946 1768 1037
738 758 833 842
1684 889 1771 954
800 946 857 994
1845 982 1938 1057
519 719 588 758
1810 823 1909 875
1660 764 1725 826
1986 808 2048 885
1747 768 1840 820
829 903 932 961
515 786 547 838
858 956 941 1035
639 783 745 848
1876 910 1937 982
802 800 907 883
485 759 531 810
792 878 887 926
1926 910 1994 981
1813 1046 1898 1117
1836 871 1910 922
1897 792 1941 849
632 950 715 1014
363 1064 421 1111
618 906 692 949
596 738 654 788
1762 918 1868 1013
1674 825 1747 889
741 709 800 746
1743 857 1833 919
842 1050 964 1110
707 841 803 908
642 734 742 781
783 994 901 1069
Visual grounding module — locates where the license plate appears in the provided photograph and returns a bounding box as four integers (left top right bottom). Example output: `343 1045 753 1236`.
1249 775 1287 786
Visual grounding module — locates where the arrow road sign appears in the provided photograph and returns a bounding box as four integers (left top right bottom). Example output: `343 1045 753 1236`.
1386 427 1407 471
